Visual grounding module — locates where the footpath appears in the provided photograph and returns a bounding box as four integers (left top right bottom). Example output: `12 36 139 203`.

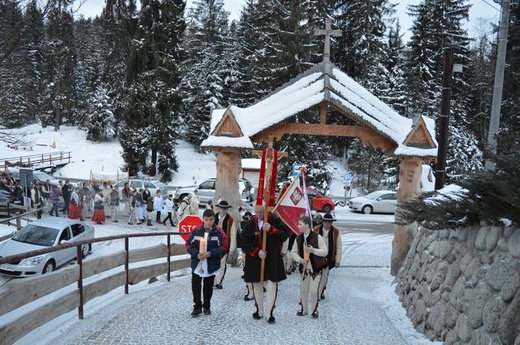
13 230 439 345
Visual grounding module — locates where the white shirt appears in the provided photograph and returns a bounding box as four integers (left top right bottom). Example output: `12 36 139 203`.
195 232 212 278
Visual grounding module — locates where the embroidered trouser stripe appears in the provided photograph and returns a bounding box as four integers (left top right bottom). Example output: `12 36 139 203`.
215 253 228 285
252 280 278 319
319 267 330 296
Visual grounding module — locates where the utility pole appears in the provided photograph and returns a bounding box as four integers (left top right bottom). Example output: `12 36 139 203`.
485 0 511 171
435 40 454 190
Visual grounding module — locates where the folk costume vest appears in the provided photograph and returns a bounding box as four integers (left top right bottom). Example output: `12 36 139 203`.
313 225 340 269
216 213 233 253
296 231 328 274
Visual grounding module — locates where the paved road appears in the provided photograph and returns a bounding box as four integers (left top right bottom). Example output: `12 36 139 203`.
336 219 395 235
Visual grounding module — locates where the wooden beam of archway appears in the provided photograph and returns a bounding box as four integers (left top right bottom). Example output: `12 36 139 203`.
252 123 397 151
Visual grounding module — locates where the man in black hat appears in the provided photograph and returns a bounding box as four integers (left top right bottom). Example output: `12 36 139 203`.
313 212 342 300
213 200 236 289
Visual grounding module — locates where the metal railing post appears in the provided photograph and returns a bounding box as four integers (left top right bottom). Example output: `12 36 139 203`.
77 245 84 319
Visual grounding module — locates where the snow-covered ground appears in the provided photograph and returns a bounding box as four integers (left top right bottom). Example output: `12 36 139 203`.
0 125 440 344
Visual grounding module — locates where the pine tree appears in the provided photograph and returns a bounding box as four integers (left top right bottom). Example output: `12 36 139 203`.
41 0 76 131
101 0 138 137
333 0 394 82
465 20 494 146
0 0 29 127
380 20 408 115
74 17 104 127
120 0 185 180
22 0 45 124
85 84 114 142
498 5 520 154
180 0 232 146
406 0 482 179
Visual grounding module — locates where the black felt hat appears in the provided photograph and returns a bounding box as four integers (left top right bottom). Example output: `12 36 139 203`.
322 213 336 222
215 200 232 208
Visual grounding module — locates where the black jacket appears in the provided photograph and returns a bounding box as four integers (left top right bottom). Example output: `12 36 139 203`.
241 212 288 283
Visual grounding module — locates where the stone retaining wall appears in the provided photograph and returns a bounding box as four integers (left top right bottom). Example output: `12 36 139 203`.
395 223 520 344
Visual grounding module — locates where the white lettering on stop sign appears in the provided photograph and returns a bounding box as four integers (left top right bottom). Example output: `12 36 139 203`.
178 215 203 241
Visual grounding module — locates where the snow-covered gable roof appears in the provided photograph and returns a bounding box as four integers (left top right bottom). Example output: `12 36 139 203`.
201 61 437 158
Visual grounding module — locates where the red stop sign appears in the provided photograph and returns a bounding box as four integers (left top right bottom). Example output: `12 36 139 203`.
178 215 203 241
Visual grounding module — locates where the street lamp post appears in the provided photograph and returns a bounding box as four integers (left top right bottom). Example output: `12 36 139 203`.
485 0 512 170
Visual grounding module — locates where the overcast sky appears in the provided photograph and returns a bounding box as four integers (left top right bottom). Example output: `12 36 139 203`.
74 0 501 38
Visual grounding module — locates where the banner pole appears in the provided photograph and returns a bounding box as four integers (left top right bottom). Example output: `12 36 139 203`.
260 141 275 284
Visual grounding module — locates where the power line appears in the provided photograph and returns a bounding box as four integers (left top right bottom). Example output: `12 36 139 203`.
480 0 501 11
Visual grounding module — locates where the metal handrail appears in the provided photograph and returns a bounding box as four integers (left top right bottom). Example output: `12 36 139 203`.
0 231 183 265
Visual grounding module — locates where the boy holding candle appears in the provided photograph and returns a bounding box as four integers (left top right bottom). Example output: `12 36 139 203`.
185 209 228 317
291 214 328 318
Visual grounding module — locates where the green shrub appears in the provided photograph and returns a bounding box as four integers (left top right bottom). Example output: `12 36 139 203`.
397 152 520 229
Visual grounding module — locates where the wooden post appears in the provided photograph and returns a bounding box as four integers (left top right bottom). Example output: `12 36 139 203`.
391 157 422 275
214 148 242 266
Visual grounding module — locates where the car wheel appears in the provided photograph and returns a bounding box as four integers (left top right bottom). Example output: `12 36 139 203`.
81 244 90 258
322 204 332 213
362 205 373 214
42 260 55 274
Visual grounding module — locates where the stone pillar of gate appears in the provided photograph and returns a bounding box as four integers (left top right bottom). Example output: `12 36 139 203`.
390 156 422 276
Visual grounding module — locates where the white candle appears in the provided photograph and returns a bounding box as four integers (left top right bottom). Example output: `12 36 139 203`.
199 238 205 254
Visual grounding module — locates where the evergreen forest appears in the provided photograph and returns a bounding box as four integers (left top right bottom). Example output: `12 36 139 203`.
0 0 519 193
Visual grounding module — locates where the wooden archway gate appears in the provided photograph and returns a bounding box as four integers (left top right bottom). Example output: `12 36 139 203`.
201 58 437 275
204 107 434 274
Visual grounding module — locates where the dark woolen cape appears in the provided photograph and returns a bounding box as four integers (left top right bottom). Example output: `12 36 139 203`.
241 213 288 283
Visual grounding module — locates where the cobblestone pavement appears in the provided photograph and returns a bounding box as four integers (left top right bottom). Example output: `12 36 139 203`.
29 263 410 345
11 227 436 345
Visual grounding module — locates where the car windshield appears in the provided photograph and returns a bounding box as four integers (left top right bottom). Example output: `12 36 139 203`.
12 225 60 246
365 191 387 200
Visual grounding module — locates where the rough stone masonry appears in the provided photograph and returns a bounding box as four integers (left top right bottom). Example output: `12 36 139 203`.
395 223 520 345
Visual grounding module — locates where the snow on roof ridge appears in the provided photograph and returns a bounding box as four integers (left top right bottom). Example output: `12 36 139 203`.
205 61 436 155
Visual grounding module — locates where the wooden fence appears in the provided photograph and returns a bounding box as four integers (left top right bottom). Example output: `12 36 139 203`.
0 232 190 344
2 151 72 170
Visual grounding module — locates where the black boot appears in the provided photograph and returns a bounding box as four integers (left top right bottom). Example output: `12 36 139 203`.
191 307 202 317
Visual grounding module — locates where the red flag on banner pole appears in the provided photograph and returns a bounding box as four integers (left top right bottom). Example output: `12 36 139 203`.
256 148 278 207
272 170 311 235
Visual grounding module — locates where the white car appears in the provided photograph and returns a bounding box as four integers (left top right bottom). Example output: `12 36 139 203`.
348 190 398 214
175 178 256 206
0 218 95 277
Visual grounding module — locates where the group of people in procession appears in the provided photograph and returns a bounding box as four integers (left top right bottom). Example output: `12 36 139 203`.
6 174 202 227
185 199 343 324
4 169 344 323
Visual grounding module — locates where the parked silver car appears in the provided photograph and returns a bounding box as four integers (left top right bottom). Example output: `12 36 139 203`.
348 190 398 214
0 218 95 277
175 178 256 206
